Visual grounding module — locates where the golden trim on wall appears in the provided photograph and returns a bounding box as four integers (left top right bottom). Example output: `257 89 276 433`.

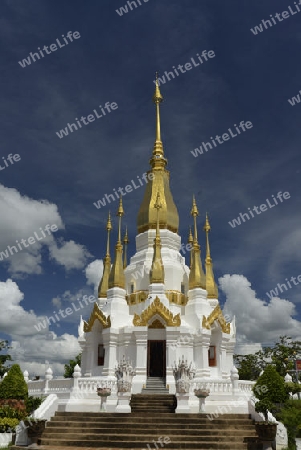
126 289 187 306
84 303 111 332
133 296 181 327
202 304 230 334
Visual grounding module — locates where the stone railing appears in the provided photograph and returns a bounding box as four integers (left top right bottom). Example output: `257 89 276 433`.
191 380 232 394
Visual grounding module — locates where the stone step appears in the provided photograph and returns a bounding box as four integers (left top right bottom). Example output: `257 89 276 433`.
41 433 257 441
40 411 259 449
52 414 252 423
47 421 256 430
43 428 257 437
39 438 257 449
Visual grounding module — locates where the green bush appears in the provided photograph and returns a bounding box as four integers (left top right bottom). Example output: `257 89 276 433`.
0 417 19 432
25 396 43 415
253 365 289 421
0 364 28 400
0 406 26 420
277 400 301 449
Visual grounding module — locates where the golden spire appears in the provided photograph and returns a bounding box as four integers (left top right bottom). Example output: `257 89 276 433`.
189 196 206 290
108 198 125 289
150 192 165 283
203 213 218 298
123 226 129 269
151 72 166 168
137 78 179 234
98 212 112 298
188 226 193 269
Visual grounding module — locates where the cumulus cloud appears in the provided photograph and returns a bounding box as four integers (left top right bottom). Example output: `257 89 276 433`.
0 278 80 376
220 274 301 345
49 239 92 271
85 259 103 292
0 184 91 275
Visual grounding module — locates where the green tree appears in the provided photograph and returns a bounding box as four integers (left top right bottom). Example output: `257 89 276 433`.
234 336 301 380
0 364 28 399
278 400 301 448
253 365 289 421
64 353 81 378
262 336 301 378
0 340 12 377
234 353 264 380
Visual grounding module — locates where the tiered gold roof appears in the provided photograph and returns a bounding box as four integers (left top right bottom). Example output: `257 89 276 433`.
137 75 179 234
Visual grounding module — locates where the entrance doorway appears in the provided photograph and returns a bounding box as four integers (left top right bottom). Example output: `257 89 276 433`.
147 340 166 377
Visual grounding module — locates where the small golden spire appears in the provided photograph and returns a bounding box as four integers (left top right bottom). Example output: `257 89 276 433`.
189 196 206 290
150 192 165 283
108 198 125 289
98 212 112 298
203 213 218 298
188 226 193 269
123 226 129 269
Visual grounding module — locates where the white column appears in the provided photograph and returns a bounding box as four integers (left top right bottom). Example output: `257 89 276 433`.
83 334 94 377
102 331 118 377
194 331 211 378
132 328 148 393
220 339 229 379
166 329 179 394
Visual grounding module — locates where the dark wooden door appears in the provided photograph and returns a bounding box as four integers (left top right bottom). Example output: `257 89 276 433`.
147 340 166 377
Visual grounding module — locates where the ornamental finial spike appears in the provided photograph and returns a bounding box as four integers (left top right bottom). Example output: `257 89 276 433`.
153 72 163 105
203 213 218 299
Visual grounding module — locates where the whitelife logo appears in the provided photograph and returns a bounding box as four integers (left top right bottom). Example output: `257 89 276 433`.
0 224 58 261
93 172 154 209
228 192 291 228
191 120 253 158
56 102 118 139
18 31 81 68
154 50 215 87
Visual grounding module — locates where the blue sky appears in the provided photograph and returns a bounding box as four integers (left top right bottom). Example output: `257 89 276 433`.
0 0 300 375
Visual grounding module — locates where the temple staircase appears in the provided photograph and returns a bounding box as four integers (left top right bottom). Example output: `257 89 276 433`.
38 410 260 449
141 376 169 394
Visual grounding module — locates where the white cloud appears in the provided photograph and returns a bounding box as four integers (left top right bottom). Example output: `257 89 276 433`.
0 279 80 376
85 259 103 292
49 238 92 271
220 274 301 345
0 184 91 275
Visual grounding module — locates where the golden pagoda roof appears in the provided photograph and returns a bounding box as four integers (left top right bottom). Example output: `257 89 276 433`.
137 76 179 234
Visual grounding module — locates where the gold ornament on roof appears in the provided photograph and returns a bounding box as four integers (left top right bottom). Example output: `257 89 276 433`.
84 302 111 332
133 296 181 327
202 304 230 334
137 79 179 234
98 211 113 298
188 196 206 289
150 192 165 283
203 213 218 299
108 198 125 289
123 226 129 269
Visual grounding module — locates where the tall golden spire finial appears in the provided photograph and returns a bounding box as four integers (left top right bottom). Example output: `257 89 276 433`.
136 80 179 233
188 226 194 269
203 213 218 298
108 198 125 289
189 196 206 290
151 73 167 169
98 212 113 298
191 195 199 243
123 226 129 269
150 192 165 283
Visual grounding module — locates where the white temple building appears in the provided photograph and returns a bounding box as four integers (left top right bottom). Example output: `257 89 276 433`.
25 80 257 416
78 78 237 398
